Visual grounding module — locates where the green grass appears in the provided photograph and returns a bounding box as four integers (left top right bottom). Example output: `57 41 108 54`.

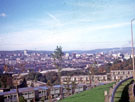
114 79 133 102
60 83 114 102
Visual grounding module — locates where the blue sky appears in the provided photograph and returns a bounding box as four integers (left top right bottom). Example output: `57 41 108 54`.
0 0 135 51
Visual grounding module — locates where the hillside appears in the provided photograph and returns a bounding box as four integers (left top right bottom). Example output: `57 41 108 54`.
60 83 114 102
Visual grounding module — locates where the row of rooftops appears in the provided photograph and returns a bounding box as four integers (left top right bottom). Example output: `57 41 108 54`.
0 84 85 96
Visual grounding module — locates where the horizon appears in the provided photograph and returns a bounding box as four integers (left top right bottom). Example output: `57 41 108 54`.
0 46 133 52
0 0 135 50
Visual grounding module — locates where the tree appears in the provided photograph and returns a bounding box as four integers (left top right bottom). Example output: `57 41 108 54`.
87 64 95 87
52 46 64 99
64 76 71 96
13 63 26 102
19 63 26 74
3 65 8 73
71 80 77 94
26 72 47 83
19 95 26 102
45 71 58 84
19 78 27 88
46 80 53 102
13 77 20 102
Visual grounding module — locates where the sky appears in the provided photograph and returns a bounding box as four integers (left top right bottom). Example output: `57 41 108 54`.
0 0 135 51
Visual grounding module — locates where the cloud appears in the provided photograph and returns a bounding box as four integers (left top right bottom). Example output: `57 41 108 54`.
47 13 63 27
72 22 130 34
0 14 130 50
89 22 130 31
0 27 81 50
48 13 59 22
66 0 106 9
0 13 6 17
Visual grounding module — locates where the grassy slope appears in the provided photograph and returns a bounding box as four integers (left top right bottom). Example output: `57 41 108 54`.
60 83 114 102
114 79 133 102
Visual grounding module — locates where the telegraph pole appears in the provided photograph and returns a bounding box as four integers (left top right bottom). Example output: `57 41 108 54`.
131 18 135 80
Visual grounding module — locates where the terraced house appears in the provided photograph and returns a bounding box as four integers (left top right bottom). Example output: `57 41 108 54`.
0 84 86 102
61 70 133 85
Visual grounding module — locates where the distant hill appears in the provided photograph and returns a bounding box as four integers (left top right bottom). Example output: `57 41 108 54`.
0 47 133 54
65 47 132 54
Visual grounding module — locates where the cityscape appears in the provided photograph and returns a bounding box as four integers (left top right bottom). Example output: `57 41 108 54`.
0 0 135 102
0 48 131 73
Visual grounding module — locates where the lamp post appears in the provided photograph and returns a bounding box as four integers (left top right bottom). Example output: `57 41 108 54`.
131 18 135 80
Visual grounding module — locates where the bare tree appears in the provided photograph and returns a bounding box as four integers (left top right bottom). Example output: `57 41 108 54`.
87 63 95 88
71 80 77 95
13 63 26 102
3 65 8 73
13 79 20 102
64 76 71 96
46 80 52 102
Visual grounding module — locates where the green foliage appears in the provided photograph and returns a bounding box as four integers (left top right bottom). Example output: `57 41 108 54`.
52 46 64 61
98 58 133 74
52 46 64 86
19 95 26 102
45 71 59 84
52 46 64 98
110 58 132 70
25 72 47 82
52 46 64 72
59 83 114 102
26 71 60 85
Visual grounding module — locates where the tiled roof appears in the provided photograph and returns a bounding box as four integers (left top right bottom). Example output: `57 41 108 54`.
0 85 62 96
